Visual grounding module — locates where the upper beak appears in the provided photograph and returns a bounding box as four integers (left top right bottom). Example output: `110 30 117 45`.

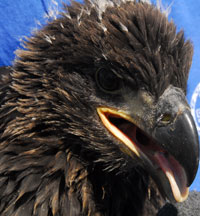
151 87 199 202
97 86 199 203
153 109 199 187
151 108 199 202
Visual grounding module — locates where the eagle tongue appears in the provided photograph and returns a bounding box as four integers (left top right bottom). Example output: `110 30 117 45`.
154 152 189 202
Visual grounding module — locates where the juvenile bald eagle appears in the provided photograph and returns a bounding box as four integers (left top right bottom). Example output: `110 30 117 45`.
0 1 199 216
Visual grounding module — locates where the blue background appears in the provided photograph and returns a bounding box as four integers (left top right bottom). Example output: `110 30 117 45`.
0 0 199 191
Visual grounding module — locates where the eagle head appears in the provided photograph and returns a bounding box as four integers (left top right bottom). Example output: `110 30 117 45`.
0 0 199 215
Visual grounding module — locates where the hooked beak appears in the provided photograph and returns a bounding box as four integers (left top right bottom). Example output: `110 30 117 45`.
97 86 199 203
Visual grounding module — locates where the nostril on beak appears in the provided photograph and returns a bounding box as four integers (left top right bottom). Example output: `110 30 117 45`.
160 113 172 125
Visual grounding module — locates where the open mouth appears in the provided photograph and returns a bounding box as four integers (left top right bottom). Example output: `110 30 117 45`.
97 107 189 202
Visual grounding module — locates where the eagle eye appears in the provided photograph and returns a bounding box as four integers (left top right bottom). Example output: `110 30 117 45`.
96 68 122 94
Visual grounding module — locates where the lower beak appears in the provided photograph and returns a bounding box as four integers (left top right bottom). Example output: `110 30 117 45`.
97 105 199 203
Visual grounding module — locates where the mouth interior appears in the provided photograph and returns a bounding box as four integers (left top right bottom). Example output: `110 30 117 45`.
100 111 189 202
108 115 158 152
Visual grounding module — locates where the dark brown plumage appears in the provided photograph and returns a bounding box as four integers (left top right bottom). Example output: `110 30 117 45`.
0 1 198 216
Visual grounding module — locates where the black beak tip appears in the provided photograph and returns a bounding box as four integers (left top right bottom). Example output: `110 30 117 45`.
179 110 199 186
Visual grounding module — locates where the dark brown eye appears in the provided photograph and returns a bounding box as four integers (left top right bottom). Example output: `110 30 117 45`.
96 68 122 94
